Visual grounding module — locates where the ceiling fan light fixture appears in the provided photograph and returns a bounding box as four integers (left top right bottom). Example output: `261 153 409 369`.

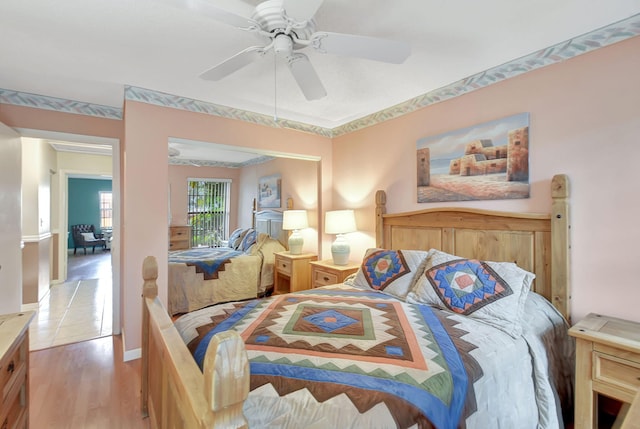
273 33 293 56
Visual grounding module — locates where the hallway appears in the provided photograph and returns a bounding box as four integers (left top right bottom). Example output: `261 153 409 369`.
30 250 113 351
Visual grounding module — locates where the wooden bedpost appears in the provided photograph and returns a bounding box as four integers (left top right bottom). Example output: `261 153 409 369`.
203 331 250 429
141 256 158 418
375 190 387 247
551 174 571 323
252 198 257 229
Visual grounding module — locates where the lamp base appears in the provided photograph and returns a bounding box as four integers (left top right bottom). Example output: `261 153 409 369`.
288 230 303 255
331 234 350 265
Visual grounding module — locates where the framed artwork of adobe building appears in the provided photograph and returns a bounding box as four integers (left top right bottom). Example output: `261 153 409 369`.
416 113 530 203
258 174 281 208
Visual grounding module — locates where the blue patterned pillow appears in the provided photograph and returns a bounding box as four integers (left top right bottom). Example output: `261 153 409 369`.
407 249 534 337
351 248 429 300
228 228 245 249
238 229 257 253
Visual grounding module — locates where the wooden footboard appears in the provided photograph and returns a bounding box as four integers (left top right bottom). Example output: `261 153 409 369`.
141 256 250 428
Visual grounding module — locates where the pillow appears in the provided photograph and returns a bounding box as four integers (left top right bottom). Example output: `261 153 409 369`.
407 249 534 338
81 232 95 241
351 248 430 300
228 228 245 248
232 228 251 250
239 229 257 253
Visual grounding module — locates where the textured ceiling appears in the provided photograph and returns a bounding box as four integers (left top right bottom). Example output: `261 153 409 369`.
2 0 639 132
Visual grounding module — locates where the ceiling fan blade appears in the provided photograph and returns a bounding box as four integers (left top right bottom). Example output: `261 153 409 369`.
282 0 324 22
310 31 411 64
200 46 266 81
286 53 327 100
156 0 257 28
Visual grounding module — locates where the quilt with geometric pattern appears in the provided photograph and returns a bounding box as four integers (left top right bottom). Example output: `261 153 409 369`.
169 247 243 280
182 286 484 428
175 284 572 429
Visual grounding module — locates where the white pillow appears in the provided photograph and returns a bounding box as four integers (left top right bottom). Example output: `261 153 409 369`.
351 248 430 300
81 232 95 241
406 249 534 338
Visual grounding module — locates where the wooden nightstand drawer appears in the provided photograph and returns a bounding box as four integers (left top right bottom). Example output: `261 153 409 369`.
275 257 292 276
594 352 640 402
309 260 360 288
313 269 338 287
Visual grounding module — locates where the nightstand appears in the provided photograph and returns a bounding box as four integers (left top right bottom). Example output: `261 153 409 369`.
273 252 317 294
569 313 640 428
309 260 360 288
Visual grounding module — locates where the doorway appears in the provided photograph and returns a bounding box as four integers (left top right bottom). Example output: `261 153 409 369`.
21 131 121 350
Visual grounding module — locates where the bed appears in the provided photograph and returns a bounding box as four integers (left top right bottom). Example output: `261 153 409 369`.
142 174 573 428
167 208 287 315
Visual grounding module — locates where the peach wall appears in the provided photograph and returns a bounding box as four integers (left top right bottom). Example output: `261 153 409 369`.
0 104 123 139
0 122 22 313
122 101 332 354
333 36 640 324
240 157 320 253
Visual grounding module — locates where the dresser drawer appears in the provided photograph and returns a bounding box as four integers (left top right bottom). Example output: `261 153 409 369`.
1 374 28 429
0 341 25 403
313 269 338 287
169 226 191 250
275 257 292 276
169 227 190 240
169 240 189 250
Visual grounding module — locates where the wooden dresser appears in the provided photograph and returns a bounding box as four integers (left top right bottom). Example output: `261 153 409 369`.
309 260 360 288
169 225 191 250
0 311 35 429
569 313 640 428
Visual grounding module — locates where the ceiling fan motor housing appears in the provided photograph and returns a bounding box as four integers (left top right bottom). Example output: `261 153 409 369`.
252 0 316 50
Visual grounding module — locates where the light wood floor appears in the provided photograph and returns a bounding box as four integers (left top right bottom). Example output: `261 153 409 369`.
30 335 150 428
28 251 148 427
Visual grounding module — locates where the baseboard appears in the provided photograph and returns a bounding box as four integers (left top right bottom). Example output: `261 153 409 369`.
123 347 141 362
21 302 39 312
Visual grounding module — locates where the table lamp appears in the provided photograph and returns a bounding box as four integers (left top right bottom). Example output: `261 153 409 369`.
325 210 357 265
282 210 308 255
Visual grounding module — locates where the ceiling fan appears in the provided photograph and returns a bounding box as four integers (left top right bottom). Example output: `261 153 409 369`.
160 0 411 100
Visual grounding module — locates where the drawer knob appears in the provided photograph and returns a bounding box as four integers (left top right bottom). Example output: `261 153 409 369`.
323 276 330 282
7 360 14 374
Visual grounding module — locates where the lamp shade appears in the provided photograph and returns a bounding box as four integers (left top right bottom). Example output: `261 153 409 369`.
282 210 308 230
324 210 357 235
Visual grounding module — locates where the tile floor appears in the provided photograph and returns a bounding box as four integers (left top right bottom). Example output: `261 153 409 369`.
30 251 113 351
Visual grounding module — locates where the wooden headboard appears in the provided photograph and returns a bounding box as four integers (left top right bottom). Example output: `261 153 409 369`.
375 174 571 322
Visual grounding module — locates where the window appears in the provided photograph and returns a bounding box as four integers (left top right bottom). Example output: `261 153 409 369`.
187 179 231 247
100 191 113 229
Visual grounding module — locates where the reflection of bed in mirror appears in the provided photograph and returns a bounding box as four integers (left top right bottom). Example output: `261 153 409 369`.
167 203 287 315
143 174 574 428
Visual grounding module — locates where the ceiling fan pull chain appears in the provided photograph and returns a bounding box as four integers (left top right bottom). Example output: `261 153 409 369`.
273 51 278 123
